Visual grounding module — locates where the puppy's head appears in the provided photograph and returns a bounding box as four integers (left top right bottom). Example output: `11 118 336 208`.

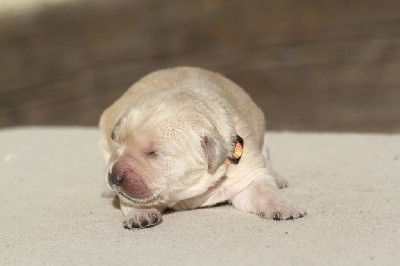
106 90 235 206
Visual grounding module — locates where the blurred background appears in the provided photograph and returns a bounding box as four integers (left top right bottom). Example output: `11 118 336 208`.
1 0 399 132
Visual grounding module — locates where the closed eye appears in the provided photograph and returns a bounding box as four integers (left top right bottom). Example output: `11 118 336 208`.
147 149 168 158
147 150 162 159
148 150 158 158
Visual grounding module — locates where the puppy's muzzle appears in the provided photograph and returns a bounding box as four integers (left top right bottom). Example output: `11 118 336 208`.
107 158 154 200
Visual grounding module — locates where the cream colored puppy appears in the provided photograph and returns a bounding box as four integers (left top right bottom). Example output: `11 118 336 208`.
99 67 306 229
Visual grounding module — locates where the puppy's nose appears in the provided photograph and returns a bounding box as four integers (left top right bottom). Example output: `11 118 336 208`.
108 172 123 186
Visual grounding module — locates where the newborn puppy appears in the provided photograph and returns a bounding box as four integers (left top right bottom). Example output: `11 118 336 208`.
99 67 306 229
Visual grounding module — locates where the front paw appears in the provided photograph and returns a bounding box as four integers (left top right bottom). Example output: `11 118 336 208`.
123 208 162 229
259 196 306 220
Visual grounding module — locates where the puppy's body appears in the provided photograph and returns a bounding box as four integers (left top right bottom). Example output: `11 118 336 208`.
100 67 305 229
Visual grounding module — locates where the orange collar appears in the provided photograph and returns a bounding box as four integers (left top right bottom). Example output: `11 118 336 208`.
226 135 243 166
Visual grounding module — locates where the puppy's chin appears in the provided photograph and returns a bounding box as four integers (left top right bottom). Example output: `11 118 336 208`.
114 186 162 205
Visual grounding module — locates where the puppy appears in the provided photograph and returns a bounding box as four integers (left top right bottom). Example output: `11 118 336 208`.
99 67 306 229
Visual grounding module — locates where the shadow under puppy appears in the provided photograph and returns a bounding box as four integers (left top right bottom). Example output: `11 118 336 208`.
99 67 306 229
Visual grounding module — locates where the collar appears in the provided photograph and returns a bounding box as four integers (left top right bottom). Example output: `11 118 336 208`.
226 135 244 166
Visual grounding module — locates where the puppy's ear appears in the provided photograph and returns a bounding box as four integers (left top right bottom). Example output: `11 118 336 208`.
201 136 228 173
111 116 126 142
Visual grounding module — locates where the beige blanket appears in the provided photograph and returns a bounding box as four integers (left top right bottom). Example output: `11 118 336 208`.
1 128 399 265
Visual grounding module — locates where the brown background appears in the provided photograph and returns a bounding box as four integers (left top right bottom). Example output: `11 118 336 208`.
1 0 399 132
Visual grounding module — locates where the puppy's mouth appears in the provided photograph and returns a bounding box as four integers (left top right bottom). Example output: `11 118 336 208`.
111 185 161 205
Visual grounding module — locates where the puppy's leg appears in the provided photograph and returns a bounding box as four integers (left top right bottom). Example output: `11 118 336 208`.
120 201 164 229
231 174 306 220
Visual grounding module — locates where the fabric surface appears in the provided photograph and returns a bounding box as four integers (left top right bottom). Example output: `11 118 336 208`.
1 127 399 265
